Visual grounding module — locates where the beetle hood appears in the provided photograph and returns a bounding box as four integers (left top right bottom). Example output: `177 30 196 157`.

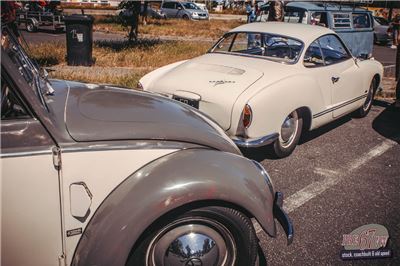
62 81 240 154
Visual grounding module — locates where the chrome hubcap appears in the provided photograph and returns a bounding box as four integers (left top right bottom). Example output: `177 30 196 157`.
280 111 299 148
146 218 236 266
363 83 374 111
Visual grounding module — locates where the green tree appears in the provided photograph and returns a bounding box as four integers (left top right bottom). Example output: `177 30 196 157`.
118 0 141 42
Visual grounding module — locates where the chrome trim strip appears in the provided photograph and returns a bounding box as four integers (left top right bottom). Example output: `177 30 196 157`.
252 160 274 194
0 149 52 158
232 133 279 148
313 94 367 119
60 141 203 154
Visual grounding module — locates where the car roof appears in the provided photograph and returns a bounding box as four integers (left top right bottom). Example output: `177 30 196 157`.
286 1 369 12
229 22 335 42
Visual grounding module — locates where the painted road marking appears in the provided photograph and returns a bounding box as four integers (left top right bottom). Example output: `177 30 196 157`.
255 139 397 234
283 168 340 213
283 140 396 214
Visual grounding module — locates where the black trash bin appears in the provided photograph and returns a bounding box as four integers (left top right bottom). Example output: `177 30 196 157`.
64 14 94 66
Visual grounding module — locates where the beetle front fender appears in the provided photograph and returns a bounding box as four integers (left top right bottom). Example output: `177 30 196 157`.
72 148 276 266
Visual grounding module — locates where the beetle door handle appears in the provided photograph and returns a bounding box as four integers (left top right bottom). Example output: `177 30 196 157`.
331 76 340 84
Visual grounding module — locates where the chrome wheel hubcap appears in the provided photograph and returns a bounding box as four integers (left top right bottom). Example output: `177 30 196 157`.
280 111 299 148
363 83 374 111
146 218 236 266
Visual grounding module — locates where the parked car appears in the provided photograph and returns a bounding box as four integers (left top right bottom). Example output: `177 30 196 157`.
116 6 167 20
277 1 375 59
194 2 207 11
161 1 209 20
140 22 383 158
373 16 392 45
16 1 65 33
1 26 292 265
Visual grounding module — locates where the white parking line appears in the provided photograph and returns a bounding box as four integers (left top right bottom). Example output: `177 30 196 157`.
283 168 340 213
383 64 395 69
283 139 396 214
255 139 397 234
348 141 395 171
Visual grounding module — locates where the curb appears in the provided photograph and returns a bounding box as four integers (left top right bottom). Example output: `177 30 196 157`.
384 65 396 78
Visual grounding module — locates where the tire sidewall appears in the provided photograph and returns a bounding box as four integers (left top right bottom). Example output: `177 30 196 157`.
273 114 303 158
26 22 37 32
356 79 376 118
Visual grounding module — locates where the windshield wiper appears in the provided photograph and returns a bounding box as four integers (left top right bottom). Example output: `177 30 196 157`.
8 30 50 110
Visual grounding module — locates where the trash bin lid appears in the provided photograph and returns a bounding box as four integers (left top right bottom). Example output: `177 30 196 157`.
64 14 94 23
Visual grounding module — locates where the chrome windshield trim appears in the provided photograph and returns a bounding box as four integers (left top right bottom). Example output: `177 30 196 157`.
208 31 305 65
232 133 279 148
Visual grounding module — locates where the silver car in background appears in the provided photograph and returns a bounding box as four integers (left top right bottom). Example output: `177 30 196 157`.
161 1 209 20
373 16 392 45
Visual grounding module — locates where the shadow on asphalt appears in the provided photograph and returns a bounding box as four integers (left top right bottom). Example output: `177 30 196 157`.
19 27 65 34
94 38 166 51
240 145 276 162
242 113 352 162
372 100 400 144
298 115 351 145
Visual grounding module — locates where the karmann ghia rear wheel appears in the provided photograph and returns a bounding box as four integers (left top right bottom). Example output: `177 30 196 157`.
272 110 303 158
127 206 258 266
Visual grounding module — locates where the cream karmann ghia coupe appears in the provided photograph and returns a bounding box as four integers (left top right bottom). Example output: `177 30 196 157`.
140 22 383 157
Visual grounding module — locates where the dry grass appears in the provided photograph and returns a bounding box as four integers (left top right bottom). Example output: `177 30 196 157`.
48 66 145 88
94 16 243 39
29 39 210 87
29 39 209 68
93 39 209 68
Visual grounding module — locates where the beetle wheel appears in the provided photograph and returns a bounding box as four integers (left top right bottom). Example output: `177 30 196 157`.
127 206 258 266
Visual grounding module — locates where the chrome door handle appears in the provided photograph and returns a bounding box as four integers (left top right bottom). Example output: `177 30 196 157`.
331 77 340 84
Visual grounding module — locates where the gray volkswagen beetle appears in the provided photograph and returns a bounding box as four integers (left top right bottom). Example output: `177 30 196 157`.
1 27 292 266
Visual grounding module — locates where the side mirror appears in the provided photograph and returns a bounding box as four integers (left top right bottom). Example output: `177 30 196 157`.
358 53 371 60
177 6 182 10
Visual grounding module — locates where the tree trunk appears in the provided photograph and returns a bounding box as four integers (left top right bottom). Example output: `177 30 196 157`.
397 45 400 101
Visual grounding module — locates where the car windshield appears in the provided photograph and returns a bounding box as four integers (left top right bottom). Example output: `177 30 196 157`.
210 32 304 64
1 26 50 109
374 16 389 26
183 2 200 10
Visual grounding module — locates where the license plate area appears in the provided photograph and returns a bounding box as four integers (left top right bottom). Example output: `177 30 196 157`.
172 95 199 109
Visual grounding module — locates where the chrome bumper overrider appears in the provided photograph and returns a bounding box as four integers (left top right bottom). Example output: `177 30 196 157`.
273 192 294 245
232 133 279 148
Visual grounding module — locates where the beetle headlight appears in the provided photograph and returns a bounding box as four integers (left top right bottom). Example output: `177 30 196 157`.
252 160 274 194
192 12 199 17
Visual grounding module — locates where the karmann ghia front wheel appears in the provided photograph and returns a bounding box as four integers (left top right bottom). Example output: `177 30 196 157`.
272 110 303 158
127 206 258 266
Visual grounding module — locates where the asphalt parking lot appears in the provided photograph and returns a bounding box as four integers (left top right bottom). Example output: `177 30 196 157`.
249 102 400 265
22 28 399 265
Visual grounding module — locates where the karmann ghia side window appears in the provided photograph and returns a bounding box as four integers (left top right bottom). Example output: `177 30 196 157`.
303 40 324 68
318 35 351 65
